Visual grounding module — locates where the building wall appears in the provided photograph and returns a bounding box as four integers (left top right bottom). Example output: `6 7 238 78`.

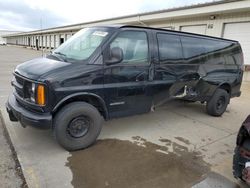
5 10 250 47
6 31 76 50
147 11 250 37
0 31 20 44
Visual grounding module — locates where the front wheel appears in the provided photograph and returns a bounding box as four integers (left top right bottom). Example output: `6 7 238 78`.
53 102 103 151
206 88 230 116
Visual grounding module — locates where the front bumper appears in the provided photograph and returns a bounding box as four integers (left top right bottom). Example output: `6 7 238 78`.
6 93 52 129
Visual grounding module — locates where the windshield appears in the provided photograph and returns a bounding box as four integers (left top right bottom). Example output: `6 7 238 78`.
53 28 110 61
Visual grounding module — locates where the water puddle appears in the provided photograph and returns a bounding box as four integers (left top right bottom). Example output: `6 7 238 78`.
67 137 211 188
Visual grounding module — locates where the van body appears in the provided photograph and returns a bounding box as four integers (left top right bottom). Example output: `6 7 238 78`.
6 25 243 150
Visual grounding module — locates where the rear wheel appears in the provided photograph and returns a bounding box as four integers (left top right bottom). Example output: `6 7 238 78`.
206 88 230 116
53 102 103 151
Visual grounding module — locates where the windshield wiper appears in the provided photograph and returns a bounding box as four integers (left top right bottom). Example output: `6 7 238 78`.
53 51 68 62
54 51 67 57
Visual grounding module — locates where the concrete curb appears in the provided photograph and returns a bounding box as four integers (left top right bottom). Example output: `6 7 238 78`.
0 110 28 188
0 105 73 188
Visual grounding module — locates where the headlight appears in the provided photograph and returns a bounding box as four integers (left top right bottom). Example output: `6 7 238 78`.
30 83 36 102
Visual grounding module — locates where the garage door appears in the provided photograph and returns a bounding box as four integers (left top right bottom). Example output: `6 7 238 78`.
223 22 250 65
180 25 207 35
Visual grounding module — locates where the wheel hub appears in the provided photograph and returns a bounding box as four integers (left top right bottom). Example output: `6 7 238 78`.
216 96 225 110
67 116 90 138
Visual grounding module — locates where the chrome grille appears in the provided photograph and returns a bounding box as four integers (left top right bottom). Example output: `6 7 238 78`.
12 74 25 98
15 75 24 86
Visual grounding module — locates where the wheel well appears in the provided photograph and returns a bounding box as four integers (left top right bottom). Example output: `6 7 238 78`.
219 83 231 95
52 95 108 120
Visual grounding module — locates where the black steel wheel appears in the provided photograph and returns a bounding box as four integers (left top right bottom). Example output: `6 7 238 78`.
67 116 91 138
53 102 103 151
216 96 226 111
206 88 230 116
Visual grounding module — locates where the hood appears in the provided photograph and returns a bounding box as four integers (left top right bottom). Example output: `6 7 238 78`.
15 57 71 80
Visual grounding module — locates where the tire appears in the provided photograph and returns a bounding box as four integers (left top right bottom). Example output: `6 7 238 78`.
206 88 230 116
233 146 244 180
53 102 103 151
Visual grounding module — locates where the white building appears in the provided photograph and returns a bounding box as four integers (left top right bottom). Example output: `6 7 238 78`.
3 0 250 65
0 30 20 45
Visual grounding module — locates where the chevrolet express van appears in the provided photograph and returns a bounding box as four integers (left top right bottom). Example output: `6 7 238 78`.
6 25 243 150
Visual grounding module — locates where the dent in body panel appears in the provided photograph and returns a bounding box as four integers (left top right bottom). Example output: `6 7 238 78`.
152 63 201 107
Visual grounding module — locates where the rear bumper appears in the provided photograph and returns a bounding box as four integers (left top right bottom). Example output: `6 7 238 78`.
6 93 52 129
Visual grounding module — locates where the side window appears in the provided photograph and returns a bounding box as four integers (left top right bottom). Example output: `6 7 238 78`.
181 36 206 60
110 31 149 64
203 39 232 64
205 39 232 53
225 55 236 65
157 33 183 62
233 53 243 65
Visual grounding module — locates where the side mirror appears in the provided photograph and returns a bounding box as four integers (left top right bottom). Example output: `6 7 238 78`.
106 47 123 65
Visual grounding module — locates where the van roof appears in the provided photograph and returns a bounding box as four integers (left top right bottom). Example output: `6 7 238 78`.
104 25 238 43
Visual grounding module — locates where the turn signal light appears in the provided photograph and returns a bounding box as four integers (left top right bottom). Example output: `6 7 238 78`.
37 84 45 105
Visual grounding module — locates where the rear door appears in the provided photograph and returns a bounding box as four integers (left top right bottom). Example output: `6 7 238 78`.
103 28 153 118
152 32 201 106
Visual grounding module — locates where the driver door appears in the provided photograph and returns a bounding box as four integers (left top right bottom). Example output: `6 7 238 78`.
103 29 153 118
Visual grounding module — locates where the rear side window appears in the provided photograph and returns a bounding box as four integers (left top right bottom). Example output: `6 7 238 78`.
203 39 232 64
181 36 233 64
157 33 183 62
110 31 149 64
181 36 206 59
233 53 243 65
225 55 236 65
205 39 232 54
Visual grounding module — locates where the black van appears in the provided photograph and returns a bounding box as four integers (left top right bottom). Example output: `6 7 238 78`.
6 25 243 150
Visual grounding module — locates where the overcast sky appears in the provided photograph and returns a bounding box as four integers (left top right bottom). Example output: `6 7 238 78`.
0 0 216 31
